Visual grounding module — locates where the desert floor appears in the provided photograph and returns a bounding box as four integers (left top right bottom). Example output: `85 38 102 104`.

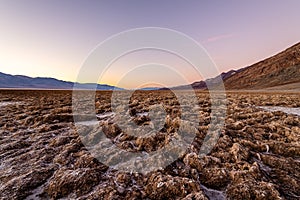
0 90 299 199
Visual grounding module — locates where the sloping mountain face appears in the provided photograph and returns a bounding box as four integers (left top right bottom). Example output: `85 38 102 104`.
0 72 122 90
224 42 300 89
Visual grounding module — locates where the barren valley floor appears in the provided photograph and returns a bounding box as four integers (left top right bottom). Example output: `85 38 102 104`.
0 90 299 199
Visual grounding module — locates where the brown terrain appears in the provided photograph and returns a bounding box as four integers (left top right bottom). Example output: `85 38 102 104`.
0 90 299 199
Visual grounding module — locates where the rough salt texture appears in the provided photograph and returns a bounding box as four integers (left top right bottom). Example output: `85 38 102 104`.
0 90 299 199
257 106 300 117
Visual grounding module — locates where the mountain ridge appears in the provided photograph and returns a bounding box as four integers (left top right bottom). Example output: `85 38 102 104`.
0 72 123 90
1 42 299 91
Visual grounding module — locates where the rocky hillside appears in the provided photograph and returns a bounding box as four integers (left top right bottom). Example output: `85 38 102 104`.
224 42 300 89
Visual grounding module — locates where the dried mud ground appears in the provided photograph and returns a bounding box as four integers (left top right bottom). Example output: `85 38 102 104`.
0 90 299 200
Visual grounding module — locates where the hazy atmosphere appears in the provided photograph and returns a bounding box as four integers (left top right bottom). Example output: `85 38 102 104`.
1 0 300 88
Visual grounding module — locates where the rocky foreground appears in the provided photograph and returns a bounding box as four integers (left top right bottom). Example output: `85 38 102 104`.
0 90 299 199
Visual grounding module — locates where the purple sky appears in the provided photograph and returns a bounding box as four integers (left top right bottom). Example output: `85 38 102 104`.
1 0 300 88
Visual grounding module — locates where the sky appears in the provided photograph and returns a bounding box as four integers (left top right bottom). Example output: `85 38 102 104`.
0 0 300 89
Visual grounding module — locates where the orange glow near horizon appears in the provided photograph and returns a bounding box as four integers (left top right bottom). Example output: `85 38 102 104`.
97 49 204 89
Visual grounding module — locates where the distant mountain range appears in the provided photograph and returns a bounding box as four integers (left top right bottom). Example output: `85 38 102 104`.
168 42 300 91
165 68 246 90
1 42 299 91
0 72 122 90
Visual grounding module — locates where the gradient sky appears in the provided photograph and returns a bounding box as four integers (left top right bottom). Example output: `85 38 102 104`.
1 0 300 88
